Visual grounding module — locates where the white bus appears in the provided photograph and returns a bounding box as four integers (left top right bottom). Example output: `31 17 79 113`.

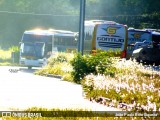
19 29 77 69
84 20 128 58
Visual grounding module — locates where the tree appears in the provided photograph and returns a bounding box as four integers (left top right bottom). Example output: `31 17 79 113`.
0 0 160 49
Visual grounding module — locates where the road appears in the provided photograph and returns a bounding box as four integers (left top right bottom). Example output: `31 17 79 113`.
0 66 119 111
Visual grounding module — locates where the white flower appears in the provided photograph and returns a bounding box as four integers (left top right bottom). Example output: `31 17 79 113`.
142 83 147 91
149 83 155 92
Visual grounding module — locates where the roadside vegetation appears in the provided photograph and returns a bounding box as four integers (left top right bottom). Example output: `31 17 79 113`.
82 59 160 112
35 50 160 113
0 49 12 65
2 107 157 120
0 46 20 66
35 52 74 82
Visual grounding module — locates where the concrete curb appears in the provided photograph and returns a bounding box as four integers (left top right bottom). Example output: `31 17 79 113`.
44 74 62 79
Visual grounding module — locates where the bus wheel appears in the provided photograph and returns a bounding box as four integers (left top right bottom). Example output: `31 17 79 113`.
28 66 32 69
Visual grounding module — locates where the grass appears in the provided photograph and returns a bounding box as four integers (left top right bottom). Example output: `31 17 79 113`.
1 107 156 120
0 48 20 66
35 52 74 82
82 59 160 112
0 49 12 63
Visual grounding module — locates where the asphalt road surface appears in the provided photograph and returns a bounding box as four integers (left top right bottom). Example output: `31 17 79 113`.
0 66 119 111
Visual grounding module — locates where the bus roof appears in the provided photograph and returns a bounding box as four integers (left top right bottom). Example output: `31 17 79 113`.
24 30 53 36
128 28 151 33
24 29 76 37
143 28 160 32
152 31 160 35
85 20 117 25
48 29 74 34
85 20 125 35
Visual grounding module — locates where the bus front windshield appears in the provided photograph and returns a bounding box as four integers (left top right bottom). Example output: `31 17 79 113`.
21 42 45 59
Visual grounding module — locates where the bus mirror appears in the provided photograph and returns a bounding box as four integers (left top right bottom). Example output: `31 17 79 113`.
74 32 79 41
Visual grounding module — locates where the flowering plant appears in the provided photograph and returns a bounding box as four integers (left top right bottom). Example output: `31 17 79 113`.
82 59 160 112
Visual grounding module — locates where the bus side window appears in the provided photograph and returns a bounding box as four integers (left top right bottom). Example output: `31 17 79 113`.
48 44 52 52
60 38 63 45
68 38 72 46
61 38 67 46
64 38 67 46
56 37 60 45
54 38 58 45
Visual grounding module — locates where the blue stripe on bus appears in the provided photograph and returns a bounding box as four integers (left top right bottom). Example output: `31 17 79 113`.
98 42 122 48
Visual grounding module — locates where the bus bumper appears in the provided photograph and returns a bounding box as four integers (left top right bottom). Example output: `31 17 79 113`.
20 58 46 67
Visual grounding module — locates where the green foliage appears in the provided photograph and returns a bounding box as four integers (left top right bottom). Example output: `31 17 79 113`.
48 64 64 75
9 46 20 63
61 73 73 82
0 0 160 49
0 49 12 63
9 46 20 52
48 53 68 67
70 53 88 83
0 47 21 65
70 50 120 83
104 66 117 77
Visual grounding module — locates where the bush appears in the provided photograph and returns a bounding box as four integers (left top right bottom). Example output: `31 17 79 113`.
62 73 74 82
0 46 20 64
35 52 74 81
9 46 20 52
70 50 120 83
47 52 68 67
70 53 88 83
9 46 20 63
